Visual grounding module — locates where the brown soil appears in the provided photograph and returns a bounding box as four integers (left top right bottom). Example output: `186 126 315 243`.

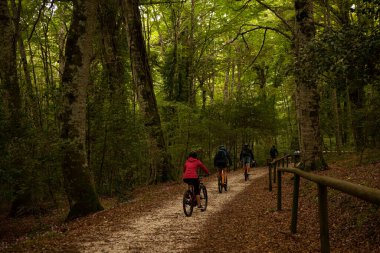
1 162 380 253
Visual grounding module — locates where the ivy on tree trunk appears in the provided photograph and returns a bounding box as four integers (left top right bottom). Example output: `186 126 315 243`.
294 0 326 170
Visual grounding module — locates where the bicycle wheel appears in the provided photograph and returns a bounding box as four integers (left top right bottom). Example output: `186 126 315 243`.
183 190 193 217
224 175 228 191
244 168 248 181
218 176 222 193
199 185 208 212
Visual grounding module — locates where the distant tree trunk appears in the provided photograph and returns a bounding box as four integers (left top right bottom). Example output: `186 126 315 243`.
223 57 230 104
348 82 366 151
60 0 103 220
188 0 196 106
331 87 342 153
338 0 350 24
0 0 29 217
10 0 41 129
199 78 207 112
96 0 129 192
123 0 174 183
255 64 267 89
208 75 215 105
230 60 235 100
294 0 326 170
236 50 242 100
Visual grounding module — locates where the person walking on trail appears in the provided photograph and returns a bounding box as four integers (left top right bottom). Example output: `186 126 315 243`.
183 151 210 209
214 145 232 186
240 143 254 173
270 145 279 160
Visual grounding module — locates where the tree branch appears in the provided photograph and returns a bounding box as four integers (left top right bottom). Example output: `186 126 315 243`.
255 0 294 36
242 28 267 75
226 24 291 46
28 0 48 42
139 0 186 5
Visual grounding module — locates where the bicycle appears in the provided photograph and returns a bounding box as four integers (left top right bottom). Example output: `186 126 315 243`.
243 162 250 181
217 168 228 193
183 176 208 217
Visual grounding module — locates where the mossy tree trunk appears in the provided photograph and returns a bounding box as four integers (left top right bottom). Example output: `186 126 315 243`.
95 0 130 193
0 0 21 135
294 0 326 170
123 0 174 183
0 0 32 217
60 0 103 220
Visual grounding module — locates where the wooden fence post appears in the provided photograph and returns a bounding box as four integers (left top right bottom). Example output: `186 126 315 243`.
291 174 300 234
273 162 277 183
277 170 282 211
318 184 330 253
269 164 272 192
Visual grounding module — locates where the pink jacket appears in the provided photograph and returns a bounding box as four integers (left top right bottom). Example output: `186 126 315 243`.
182 157 209 179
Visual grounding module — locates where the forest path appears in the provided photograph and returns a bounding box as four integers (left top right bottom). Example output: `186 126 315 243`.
79 168 267 253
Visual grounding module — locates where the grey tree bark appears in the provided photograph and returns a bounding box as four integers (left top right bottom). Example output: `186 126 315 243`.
294 0 326 170
60 0 103 220
123 0 174 183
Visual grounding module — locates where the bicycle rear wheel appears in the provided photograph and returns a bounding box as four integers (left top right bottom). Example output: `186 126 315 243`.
183 190 193 217
244 168 248 181
199 185 208 212
218 176 222 193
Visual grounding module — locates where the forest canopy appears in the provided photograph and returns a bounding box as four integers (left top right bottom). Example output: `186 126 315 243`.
0 0 379 219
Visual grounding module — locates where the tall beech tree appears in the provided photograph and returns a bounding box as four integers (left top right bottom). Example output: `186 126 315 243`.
294 0 326 170
60 0 103 220
123 0 174 183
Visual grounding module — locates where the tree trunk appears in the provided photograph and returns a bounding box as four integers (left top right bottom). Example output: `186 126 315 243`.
349 82 366 151
0 0 21 132
96 0 129 192
10 0 42 129
223 57 230 104
294 0 326 170
0 0 31 217
123 0 173 183
331 87 342 153
188 0 196 106
236 49 242 100
60 0 103 220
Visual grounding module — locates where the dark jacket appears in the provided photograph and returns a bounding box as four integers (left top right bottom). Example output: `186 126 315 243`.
270 146 279 158
240 147 254 161
214 147 232 168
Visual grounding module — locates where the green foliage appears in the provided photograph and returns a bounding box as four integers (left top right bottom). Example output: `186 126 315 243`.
0 127 62 216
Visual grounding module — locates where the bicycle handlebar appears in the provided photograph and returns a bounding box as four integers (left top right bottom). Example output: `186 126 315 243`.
199 174 210 179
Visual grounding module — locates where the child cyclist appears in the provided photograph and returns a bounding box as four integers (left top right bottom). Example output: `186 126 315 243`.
183 151 210 209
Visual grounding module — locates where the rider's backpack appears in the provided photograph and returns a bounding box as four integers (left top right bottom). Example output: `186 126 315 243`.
241 148 249 157
215 149 228 164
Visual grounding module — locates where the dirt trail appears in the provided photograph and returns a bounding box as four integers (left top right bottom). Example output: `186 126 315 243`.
80 168 267 253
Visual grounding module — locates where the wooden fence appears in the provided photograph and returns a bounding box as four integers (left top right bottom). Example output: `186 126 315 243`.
268 155 380 253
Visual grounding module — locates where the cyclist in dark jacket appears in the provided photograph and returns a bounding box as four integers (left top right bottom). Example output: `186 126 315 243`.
214 145 231 187
270 145 279 160
240 143 254 174
214 145 232 169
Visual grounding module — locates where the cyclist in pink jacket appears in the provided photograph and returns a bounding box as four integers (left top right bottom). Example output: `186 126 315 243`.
183 151 210 208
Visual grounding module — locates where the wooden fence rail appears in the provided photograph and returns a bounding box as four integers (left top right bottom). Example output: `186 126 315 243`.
268 156 380 253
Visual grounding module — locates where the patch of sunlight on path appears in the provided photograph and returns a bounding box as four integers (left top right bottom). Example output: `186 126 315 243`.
81 168 267 253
